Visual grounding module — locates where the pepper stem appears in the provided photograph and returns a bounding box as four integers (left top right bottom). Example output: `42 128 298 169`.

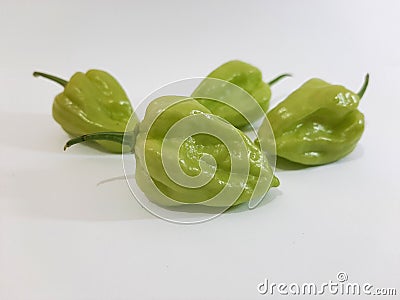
357 73 370 99
64 131 136 151
33 71 68 87
267 73 292 86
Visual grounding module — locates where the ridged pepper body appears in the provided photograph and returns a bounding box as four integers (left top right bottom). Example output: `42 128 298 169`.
265 75 369 165
192 60 289 128
134 96 279 207
36 69 134 153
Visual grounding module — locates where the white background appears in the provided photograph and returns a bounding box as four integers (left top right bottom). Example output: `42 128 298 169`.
1 0 399 299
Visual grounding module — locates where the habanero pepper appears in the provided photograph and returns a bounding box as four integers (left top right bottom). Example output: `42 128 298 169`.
192 60 290 128
33 70 135 153
259 74 369 165
63 96 280 207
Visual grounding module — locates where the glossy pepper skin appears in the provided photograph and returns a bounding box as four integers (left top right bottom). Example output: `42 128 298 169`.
192 60 290 128
134 96 279 207
33 70 134 153
264 74 369 165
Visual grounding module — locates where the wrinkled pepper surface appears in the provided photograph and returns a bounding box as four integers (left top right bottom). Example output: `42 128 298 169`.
192 60 290 128
264 74 369 165
64 96 280 207
33 70 134 153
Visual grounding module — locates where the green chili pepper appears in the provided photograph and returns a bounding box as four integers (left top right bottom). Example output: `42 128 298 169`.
33 70 134 153
261 74 369 165
192 60 290 128
64 96 279 207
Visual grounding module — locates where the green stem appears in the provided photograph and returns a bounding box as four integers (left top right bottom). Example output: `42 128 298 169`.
357 73 370 99
267 73 292 86
33 71 68 87
64 131 136 151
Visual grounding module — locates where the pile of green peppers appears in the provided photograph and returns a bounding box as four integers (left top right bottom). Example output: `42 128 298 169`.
34 60 369 208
